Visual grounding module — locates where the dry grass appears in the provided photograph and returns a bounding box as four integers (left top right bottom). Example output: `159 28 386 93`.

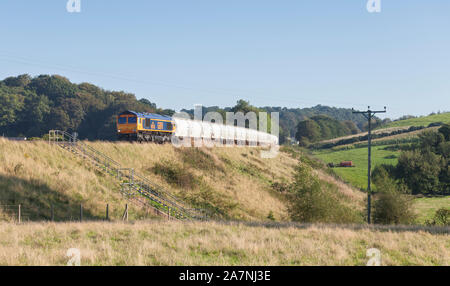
0 138 153 221
0 220 447 266
0 139 364 222
318 126 413 144
85 142 299 220
315 169 365 211
86 142 365 221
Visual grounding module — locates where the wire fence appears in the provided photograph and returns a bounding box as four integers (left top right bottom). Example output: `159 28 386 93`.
0 202 170 223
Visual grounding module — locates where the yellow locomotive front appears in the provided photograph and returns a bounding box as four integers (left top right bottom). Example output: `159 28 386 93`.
117 111 138 140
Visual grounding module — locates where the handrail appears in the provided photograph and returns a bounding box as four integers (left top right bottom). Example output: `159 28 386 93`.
48 130 207 220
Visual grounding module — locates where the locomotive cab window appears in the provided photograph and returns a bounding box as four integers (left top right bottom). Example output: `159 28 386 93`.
118 117 127 124
128 117 137 124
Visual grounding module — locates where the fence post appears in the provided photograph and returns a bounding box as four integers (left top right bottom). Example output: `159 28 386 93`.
122 204 128 221
18 204 21 224
106 204 109 221
80 204 83 222
51 204 54 222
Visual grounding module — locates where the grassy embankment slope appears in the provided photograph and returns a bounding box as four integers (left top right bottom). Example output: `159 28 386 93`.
83 141 364 220
0 139 447 266
0 138 147 221
379 112 450 129
311 112 450 223
0 138 363 222
0 221 448 266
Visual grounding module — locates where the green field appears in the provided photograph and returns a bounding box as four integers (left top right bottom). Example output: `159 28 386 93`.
312 145 399 190
312 145 450 224
378 112 450 129
415 197 450 224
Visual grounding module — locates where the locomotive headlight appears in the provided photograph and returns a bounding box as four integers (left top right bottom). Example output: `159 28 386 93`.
118 130 121 133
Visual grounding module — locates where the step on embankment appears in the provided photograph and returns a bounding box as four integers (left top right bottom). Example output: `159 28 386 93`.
48 130 206 221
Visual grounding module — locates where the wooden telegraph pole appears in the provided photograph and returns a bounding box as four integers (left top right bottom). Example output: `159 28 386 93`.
352 106 386 224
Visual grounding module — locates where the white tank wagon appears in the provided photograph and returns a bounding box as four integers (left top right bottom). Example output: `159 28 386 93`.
172 118 278 147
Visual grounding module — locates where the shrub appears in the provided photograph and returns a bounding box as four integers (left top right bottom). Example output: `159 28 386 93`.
372 170 416 225
371 164 397 183
267 211 275 221
271 181 290 193
176 148 224 173
288 163 362 223
150 160 198 189
426 208 450 226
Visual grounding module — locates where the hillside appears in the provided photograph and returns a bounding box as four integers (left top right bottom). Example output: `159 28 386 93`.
310 120 450 224
318 126 418 145
0 138 364 222
0 138 153 221
378 112 450 129
0 221 448 265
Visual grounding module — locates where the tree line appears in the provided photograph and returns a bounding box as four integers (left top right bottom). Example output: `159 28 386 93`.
0 74 378 142
294 115 360 145
0 74 172 140
373 124 450 196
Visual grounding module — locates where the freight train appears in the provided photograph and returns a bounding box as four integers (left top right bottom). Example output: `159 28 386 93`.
116 110 278 147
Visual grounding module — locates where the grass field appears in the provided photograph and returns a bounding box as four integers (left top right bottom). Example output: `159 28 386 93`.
0 221 448 266
378 112 450 129
311 141 449 224
415 197 450 224
312 145 399 190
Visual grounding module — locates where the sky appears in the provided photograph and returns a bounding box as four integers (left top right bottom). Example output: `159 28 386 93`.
0 0 449 119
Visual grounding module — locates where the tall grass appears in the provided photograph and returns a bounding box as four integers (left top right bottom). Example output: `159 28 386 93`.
0 220 447 266
0 139 152 221
0 138 365 222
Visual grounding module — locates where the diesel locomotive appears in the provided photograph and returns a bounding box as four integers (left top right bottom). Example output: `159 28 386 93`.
116 110 278 146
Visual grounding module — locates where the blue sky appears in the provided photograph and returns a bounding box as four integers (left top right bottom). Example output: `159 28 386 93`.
1 0 449 119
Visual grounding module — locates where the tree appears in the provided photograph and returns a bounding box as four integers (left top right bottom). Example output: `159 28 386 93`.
0 90 23 128
342 120 360 134
48 108 71 131
29 75 78 101
139 98 157 109
418 130 445 152
295 115 354 144
3 74 31 87
18 93 51 136
438 124 450 141
295 120 320 144
372 169 416 225
396 150 444 195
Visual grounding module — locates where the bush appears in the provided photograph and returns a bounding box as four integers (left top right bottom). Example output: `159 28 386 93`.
288 163 362 223
176 148 224 173
426 208 450 226
267 211 275 221
271 181 290 193
371 164 397 183
372 170 416 225
151 160 198 189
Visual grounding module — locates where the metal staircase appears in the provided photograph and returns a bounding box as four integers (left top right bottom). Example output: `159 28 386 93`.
48 130 206 220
